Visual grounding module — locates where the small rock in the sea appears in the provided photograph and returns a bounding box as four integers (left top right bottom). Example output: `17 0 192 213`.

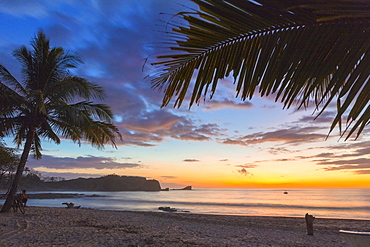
88 194 102 197
158 206 177 212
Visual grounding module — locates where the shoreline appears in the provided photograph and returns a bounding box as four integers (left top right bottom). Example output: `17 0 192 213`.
0 206 368 246
2 189 369 221
26 193 104 199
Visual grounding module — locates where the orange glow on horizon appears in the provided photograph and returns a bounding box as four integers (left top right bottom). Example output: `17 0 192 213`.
34 165 370 190
176 175 370 189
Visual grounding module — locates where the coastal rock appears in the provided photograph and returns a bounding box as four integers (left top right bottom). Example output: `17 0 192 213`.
158 206 177 212
172 186 192 190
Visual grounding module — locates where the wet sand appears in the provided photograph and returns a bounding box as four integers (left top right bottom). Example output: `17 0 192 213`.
0 206 368 246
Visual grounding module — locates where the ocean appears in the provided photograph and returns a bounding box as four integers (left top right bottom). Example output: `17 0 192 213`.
3 188 370 220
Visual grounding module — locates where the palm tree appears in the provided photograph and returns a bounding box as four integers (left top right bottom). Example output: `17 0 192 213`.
150 0 370 139
0 31 121 212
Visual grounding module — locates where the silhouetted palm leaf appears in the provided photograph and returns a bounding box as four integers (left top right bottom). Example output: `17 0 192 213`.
150 0 370 139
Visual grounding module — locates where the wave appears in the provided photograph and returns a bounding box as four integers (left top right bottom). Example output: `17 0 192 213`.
108 198 370 212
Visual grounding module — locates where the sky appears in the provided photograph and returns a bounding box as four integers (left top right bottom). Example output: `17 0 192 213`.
0 0 369 189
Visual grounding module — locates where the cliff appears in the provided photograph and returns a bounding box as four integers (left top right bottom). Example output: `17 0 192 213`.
19 174 162 191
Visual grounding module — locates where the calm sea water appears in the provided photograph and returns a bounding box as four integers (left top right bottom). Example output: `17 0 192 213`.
3 188 370 220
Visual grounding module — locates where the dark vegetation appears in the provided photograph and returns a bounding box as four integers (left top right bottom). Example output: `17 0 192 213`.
0 141 18 183
1 174 161 192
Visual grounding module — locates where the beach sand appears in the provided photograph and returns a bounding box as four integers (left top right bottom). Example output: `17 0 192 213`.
0 206 368 246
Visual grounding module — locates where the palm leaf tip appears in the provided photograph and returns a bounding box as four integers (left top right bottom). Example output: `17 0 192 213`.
149 0 370 139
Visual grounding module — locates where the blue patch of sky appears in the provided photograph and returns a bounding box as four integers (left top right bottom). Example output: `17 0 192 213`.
0 14 43 46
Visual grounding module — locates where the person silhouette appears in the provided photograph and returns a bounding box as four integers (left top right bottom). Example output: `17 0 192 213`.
19 189 28 206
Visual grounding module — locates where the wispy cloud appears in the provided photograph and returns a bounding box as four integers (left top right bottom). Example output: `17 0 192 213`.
202 99 253 110
172 133 210 141
267 147 294 155
237 168 254 177
319 158 370 173
27 155 142 170
297 111 336 124
0 1 48 18
299 140 370 174
222 138 248 146
172 123 224 141
115 109 225 145
236 164 258 168
183 159 200 162
160 176 177 179
236 164 257 177
221 126 326 146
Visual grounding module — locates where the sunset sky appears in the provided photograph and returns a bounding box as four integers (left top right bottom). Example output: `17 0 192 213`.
1 0 369 189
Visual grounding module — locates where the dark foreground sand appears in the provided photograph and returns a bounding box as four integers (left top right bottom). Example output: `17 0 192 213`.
0 206 368 246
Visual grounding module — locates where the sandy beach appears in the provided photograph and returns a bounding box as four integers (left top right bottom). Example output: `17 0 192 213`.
0 206 368 246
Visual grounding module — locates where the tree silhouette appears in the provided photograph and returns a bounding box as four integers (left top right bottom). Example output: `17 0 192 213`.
0 31 121 212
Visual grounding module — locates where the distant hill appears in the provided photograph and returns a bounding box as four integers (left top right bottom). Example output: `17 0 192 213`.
18 174 162 191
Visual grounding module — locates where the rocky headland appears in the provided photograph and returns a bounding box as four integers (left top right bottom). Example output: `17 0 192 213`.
19 174 162 191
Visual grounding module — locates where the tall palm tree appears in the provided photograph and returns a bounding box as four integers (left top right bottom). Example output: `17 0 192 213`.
150 0 370 139
0 31 121 212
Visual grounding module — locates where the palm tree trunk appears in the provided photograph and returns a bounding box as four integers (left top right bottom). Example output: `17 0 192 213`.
0 129 34 213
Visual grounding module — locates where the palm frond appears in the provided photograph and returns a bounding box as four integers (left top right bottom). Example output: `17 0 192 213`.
49 76 106 102
31 134 42 159
0 64 26 95
150 0 370 139
0 117 18 137
47 101 120 148
0 65 27 117
37 121 61 144
54 101 114 121
80 121 120 149
12 45 35 88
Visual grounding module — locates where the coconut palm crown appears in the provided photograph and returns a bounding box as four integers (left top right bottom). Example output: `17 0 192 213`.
150 0 370 140
0 31 121 212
